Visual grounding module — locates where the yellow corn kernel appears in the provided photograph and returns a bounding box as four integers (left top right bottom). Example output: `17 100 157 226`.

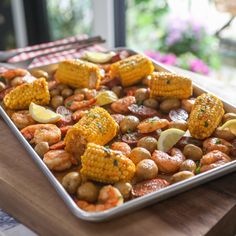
55 59 101 89
3 78 50 109
110 54 154 87
188 93 224 139
149 72 192 99
81 143 135 183
65 107 118 157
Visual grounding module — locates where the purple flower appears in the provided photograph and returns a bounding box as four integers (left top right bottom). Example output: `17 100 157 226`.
190 59 209 75
160 53 177 66
166 31 182 46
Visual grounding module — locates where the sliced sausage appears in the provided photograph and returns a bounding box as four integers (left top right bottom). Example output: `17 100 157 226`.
132 178 169 198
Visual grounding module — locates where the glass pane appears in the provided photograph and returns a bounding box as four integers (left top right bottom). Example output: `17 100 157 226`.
47 0 93 40
126 0 236 81
0 0 16 50
126 0 169 51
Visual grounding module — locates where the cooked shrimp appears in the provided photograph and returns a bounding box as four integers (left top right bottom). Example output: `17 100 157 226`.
64 93 84 107
200 150 231 173
66 98 96 111
76 185 123 212
84 89 97 100
111 96 136 113
203 137 232 155
151 148 185 173
50 140 66 150
111 142 131 156
59 125 73 136
72 110 88 122
137 117 169 133
43 150 72 171
1 68 29 80
21 124 61 145
11 110 36 129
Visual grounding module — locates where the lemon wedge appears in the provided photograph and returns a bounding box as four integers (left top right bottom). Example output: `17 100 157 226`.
84 51 115 64
95 91 118 106
221 119 236 135
157 128 185 152
29 102 62 123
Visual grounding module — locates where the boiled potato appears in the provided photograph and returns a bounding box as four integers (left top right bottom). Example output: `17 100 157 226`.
214 127 235 141
143 98 159 109
129 147 151 165
74 88 88 95
169 120 188 131
112 86 123 98
171 171 194 184
10 77 24 86
30 69 49 79
183 144 203 161
136 159 158 181
120 115 140 134
61 88 73 98
181 99 195 113
77 182 99 203
135 88 149 104
179 159 196 173
62 172 82 194
222 113 236 123
57 84 69 91
160 98 181 113
137 136 157 154
51 95 64 109
50 88 60 97
34 142 49 157
114 182 132 199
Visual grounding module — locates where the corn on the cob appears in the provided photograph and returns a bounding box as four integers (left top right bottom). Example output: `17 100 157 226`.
149 72 192 99
188 93 224 139
65 107 118 157
81 143 135 183
110 54 154 87
4 78 50 109
55 59 101 89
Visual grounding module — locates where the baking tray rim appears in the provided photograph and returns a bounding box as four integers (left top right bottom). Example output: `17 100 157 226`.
0 47 236 222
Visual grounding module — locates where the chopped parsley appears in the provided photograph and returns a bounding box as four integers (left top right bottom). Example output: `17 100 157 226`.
104 146 112 157
127 128 132 133
113 159 118 167
215 138 221 144
204 121 209 127
96 121 104 133
195 166 201 174
195 160 201 174
104 145 109 149
66 101 73 107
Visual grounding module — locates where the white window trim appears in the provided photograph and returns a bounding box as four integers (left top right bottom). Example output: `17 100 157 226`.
91 0 115 48
11 0 28 48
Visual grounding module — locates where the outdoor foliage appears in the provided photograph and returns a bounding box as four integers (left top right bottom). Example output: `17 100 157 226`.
127 0 220 74
47 0 93 40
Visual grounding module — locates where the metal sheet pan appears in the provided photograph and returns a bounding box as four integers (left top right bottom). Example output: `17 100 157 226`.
1 48 236 222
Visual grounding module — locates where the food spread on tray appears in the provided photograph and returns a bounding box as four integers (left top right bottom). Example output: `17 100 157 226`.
0 50 236 213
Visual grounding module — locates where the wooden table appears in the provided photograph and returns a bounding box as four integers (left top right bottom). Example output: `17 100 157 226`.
1 69 236 236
